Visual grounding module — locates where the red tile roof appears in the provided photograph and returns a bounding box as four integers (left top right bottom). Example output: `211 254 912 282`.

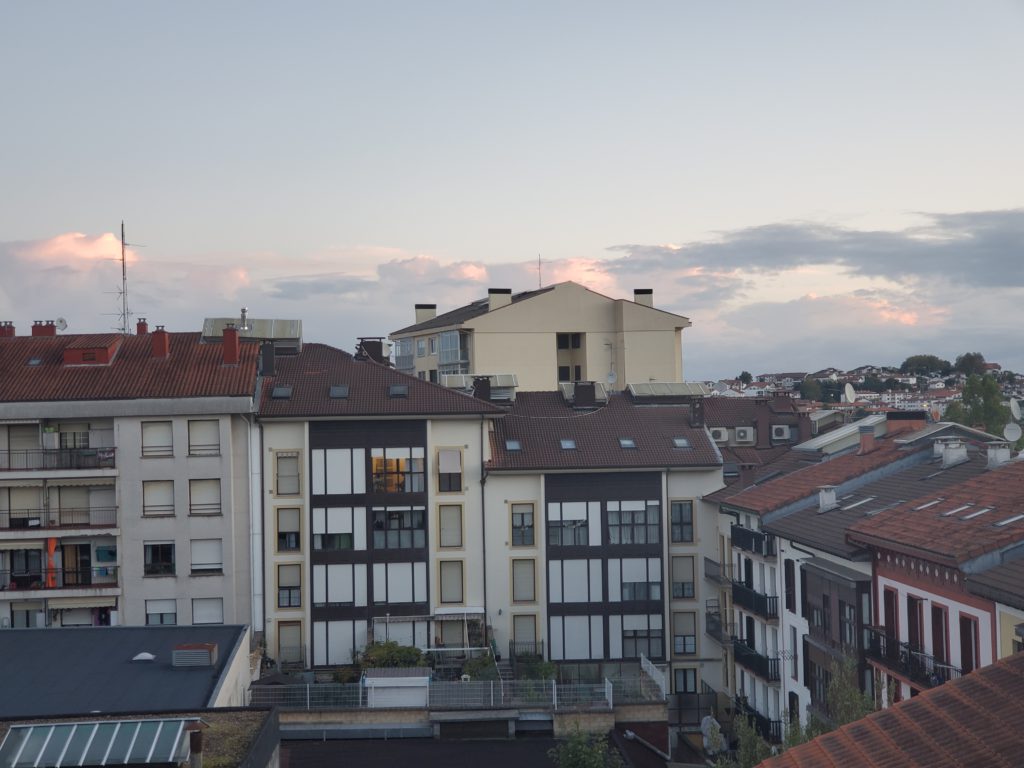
0 332 258 401
847 459 1024 566
757 651 1024 768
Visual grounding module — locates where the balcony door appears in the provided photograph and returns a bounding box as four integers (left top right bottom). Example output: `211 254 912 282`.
931 605 948 664
62 543 91 586
907 596 924 650
883 588 898 638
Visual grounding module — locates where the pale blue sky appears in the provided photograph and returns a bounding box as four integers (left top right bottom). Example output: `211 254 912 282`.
1 2 1022 377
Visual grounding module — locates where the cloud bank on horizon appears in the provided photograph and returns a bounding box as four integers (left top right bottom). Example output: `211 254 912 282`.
1 209 1021 381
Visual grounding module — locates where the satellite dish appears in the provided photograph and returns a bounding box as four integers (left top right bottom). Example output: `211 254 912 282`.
1004 422 1022 442
1011 398 1021 421
844 383 856 404
55 317 68 331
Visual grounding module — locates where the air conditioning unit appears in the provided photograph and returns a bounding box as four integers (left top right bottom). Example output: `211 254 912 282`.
771 425 791 441
735 427 754 443
710 427 729 443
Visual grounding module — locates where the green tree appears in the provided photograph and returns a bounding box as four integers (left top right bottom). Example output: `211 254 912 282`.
899 354 952 376
799 378 823 401
954 352 987 376
715 714 773 768
825 656 875 727
738 371 753 385
943 374 1009 434
548 727 623 768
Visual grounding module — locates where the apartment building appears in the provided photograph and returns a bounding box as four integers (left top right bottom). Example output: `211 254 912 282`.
389 282 691 391
0 320 258 629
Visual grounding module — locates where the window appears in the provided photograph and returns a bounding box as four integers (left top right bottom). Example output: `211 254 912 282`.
192 597 224 625
373 507 426 549
822 595 832 638
438 330 466 370
790 626 799 680
141 421 173 457
59 423 89 448
840 600 856 648
439 504 463 547
440 560 463 604
189 479 221 515
438 449 463 492
670 501 694 543
560 439 576 450
428 336 436 355
144 542 175 576
388 384 409 398
145 599 176 625
622 579 661 600
548 517 588 546
671 556 695 599
512 559 536 602
271 386 292 400
313 507 357 551
557 366 571 382
276 453 300 495
142 480 174 517
608 501 660 545
190 539 223 574
329 384 350 399
619 438 636 449
187 420 219 456
673 612 696 654
416 338 426 357
505 439 522 451
511 503 535 546
784 559 796 614
623 618 663 658
674 667 697 694
277 508 301 552
672 437 691 449
371 447 425 493
556 332 581 349
278 564 301 608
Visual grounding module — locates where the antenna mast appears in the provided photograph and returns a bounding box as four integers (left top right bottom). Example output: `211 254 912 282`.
537 253 542 288
118 221 130 335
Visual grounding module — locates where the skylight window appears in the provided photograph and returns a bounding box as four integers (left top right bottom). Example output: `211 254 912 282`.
962 507 992 520
672 437 691 448
388 384 409 398
941 504 973 517
271 385 292 400
27 357 42 366
995 513 1024 527
560 439 576 450
841 496 876 511
505 439 522 451
619 438 636 449
329 384 350 399
913 499 942 511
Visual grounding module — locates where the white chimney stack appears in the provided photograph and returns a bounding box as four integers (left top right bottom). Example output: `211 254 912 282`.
488 288 512 311
634 288 654 307
818 485 838 514
415 304 437 324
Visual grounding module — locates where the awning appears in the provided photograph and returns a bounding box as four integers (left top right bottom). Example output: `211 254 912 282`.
0 479 43 488
0 539 45 551
432 607 485 621
47 596 117 609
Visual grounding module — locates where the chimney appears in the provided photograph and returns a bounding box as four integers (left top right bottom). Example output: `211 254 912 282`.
471 376 492 402
488 288 512 311
633 288 654 308
0 322 14 338
415 304 437 324
356 338 387 364
818 485 838 514
689 398 705 427
152 326 170 359
259 340 276 377
941 438 969 469
32 320 57 337
857 424 876 455
136 318 149 335
986 441 1012 470
222 323 240 365
189 728 203 768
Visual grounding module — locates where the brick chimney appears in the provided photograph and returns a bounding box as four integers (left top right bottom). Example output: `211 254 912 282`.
136 318 149 335
32 320 57 337
415 304 437 324
152 326 170 359
222 323 240 365
857 424 876 455
488 288 512 311
0 322 14 338
633 288 654 307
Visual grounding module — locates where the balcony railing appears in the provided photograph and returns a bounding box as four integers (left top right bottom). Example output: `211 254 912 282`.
734 695 783 744
704 556 733 585
864 627 962 689
705 599 734 646
1 566 119 591
733 639 780 682
731 581 779 621
731 524 776 557
0 448 116 472
0 506 117 530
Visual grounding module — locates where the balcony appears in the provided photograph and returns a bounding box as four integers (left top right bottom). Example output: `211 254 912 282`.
1 566 119 592
0 448 116 472
731 581 779 622
734 695 782 744
0 506 117 530
705 599 733 646
864 627 962 689
733 638 780 683
731 524 776 558
704 556 733 586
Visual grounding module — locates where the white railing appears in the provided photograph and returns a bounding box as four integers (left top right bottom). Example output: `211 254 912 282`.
640 653 667 699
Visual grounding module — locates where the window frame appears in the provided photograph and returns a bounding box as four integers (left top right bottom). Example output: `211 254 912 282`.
275 452 301 496
187 419 220 457
278 563 302 608
192 597 224 625
143 541 175 577
670 500 694 543
142 479 175 517
438 503 464 548
673 611 697 656
141 420 173 458
510 502 535 547
608 502 661 545
188 478 222 516
276 507 301 553
189 538 223 575
145 599 177 626
439 560 464 604
671 555 696 600
437 448 463 493
511 558 536 603
372 506 426 549
371 447 425 493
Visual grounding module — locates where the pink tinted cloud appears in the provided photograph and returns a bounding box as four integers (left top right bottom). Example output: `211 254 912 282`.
18 232 138 266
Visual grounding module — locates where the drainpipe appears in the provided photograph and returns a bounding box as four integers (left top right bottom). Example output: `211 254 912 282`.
480 415 489 647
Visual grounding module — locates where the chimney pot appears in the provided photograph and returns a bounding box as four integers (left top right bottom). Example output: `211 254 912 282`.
633 288 654 308
0 321 14 338
152 326 170 359
136 318 149 335
488 288 512 312
222 323 240 365
415 304 437 324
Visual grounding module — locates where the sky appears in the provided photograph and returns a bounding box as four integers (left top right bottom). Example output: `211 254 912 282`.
1 1 1022 380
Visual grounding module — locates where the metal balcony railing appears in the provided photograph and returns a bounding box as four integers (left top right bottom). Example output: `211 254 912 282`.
864 627 962 689
704 556 733 585
731 581 779 621
0 506 117 530
734 695 783 744
1 566 119 591
732 639 780 683
731 524 776 557
0 448 116 472
705 598 734 646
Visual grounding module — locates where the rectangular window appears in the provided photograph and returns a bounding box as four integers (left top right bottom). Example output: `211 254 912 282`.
784 559 796 614
429 337 436 355
674 668 697 694
548 518 589 546
277 507 301 552
670 501 693 542
608 502 660 545
557 365 571 382
145 599 176 626
141 421 173 457
790 626 799 680
142 480 174 517
512 559 536 603
623 617 664 658
313 507 358 551
440 560 464 604
276 453 300 496
187 419 220 456
190 539 223 574
59 424 89 449
416 338 426 357
822 595 832 638
373 507 426 549
840 600 856 648
439 504 463 548
192 597 224 625
959 615 978 673
556 333 570 350
189 479 221 515
622 580 661 601
673 612 697 655
511 503 535 546
371 447 425 493
144 542 175 576
671 556 695 599
278 564 302 608
438 448 463 492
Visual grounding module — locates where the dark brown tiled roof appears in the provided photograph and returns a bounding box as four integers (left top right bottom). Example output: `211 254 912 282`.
757 651 1024 768
848 460 1024 567
390 286 555 335
704 448 826 503
704 396 800 427
966 558 1024 610
0 333 258 401
257 343 504 418
487 392 720 471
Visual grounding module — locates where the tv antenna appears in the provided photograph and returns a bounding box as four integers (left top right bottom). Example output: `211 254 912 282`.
536 254 543 288
107 221 145 334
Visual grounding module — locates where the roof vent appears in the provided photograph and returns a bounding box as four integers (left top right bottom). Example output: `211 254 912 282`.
132 651 156 662
172 643 218 668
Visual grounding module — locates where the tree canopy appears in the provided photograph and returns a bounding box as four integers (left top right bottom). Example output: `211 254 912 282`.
899 354 951 376
738 371 753 385
954 352 987 376
942 374 1009 434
